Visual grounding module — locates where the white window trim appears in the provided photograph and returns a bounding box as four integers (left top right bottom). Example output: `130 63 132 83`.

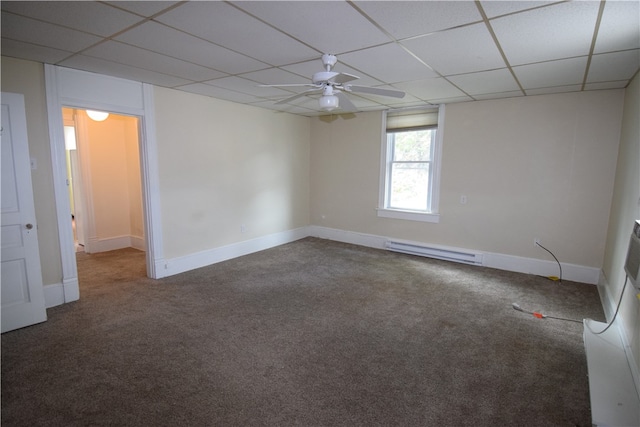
377 105 445 223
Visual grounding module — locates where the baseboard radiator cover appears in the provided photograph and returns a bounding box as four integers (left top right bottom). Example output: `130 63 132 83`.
385 240 484 265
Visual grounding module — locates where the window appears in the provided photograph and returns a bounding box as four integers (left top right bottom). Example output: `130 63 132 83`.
378 106 444 223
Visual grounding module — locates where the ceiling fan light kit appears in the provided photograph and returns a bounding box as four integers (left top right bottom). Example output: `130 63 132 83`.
261 54 405 113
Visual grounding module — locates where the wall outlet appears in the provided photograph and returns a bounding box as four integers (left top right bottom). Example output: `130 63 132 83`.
240 224 246 234
534 238 541 247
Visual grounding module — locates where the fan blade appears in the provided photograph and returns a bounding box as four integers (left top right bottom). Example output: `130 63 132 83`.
275 89 321 105
335 92 357 112
347 85 405 98
329 72 359 84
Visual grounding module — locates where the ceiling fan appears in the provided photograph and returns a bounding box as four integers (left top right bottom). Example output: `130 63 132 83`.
261 54 405 112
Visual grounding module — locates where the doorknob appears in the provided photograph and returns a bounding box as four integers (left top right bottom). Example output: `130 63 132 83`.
25 223 33 230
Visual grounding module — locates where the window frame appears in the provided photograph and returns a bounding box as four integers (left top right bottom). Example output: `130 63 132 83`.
377 106 445 223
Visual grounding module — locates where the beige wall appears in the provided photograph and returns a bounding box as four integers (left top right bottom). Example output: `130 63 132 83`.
1 57 62 286
602 72 640 380
311 90 624 268
153 87 311 259
81 111 142 245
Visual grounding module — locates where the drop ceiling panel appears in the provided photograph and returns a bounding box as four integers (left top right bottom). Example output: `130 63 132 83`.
594 1 640 54
1 0 638 116
155 1 318 66
232 1 390 54
402 23 506 76
479 1 556 19
114 21 269 74
1 1 142 37
447 68 521 96
177 82 260 104
340 43 438 83
1 39 72 64
514 57 588 90
59 55 192 88
352 1 482 40
394 77 468 102
203 76 292 99
1 13 102 52
105 1 181 18
84 41 227 82
491 1 600 66
587 50 640 83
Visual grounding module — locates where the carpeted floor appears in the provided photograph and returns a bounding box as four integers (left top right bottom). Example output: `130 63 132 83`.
1 237 605 426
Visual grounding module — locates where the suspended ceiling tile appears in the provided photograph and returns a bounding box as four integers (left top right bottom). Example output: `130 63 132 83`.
1 39 72 64
84 41 228 82
203 76 293 99
479 1 557 19
525 85 582 96
514 56 588 90
473 91 524 101
114 21 269 74
105 1 181 17
238 68 310 86
587 50 640 83
394 77 467 101
594 0 640 54
155 1 318 66
340 44 438 84
177 83 260 103
59 54 192 88
584 81 629 91
427 95 474 104
352 1 482 40
0 1 143 37
447 68 521 95
1 13 102 52
402 23 506 75
491 1 600 66
232 1 390 54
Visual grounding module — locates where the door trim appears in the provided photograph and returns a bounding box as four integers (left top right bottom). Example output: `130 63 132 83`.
44 65 165 304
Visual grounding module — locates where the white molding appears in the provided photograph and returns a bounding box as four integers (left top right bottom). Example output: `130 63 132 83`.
140 84 163 279
44 283 65 308
157 227 309 278
86 235 144 253
308 225 601 284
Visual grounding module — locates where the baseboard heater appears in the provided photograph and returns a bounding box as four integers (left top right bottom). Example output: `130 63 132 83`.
385 240 484 266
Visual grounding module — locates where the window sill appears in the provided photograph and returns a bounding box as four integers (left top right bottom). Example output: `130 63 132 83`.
377 208 440 223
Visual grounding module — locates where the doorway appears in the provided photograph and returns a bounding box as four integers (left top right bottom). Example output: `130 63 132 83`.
61 108 146 261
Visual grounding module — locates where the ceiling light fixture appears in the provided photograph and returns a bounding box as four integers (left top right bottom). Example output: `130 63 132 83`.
86 110 109 122
319 95 339 111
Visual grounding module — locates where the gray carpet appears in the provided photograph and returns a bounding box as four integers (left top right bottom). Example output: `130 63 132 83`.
1 237 604 426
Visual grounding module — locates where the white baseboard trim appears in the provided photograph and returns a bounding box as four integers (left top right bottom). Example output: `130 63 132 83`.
308 225 601 284
44 283 65 308
155 227 309 278
87 235 146 253
43 275 80 308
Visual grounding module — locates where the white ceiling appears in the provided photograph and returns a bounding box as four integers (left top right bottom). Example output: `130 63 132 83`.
2 1 638 116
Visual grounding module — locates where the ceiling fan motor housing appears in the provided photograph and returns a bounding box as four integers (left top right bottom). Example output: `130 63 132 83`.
312 71 339 85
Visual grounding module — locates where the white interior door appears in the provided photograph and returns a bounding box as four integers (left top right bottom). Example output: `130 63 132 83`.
1 92 47 333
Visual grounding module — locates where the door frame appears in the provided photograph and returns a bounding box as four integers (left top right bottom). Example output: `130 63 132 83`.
44 65 165 303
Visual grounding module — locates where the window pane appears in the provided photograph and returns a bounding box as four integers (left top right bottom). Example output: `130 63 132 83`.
389 162 430 211
392 129 433 161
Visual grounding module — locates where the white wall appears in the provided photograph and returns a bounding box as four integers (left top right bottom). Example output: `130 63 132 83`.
311 90 624 270
153 87 311 259
602 72 640 385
